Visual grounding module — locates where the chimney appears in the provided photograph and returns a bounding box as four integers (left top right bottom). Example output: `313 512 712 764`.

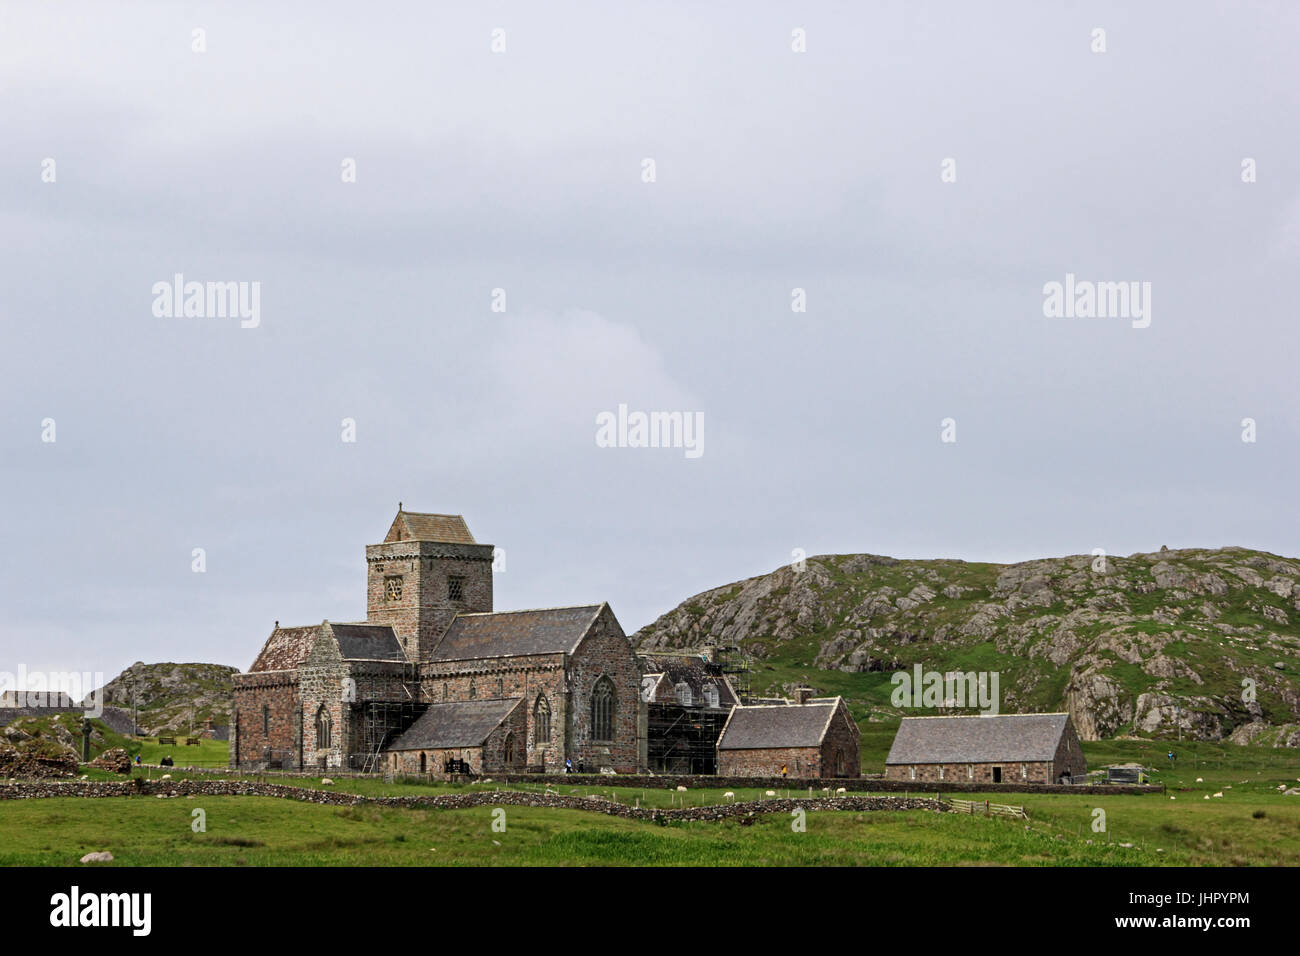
795 685 813 705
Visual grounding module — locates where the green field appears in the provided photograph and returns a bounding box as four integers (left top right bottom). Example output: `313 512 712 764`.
6 738 1298 866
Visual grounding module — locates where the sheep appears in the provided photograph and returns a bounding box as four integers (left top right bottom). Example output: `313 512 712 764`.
723 791 736 803
836 787 846 794
1212 791 1224 798
676 785 688 792
765 790 776 797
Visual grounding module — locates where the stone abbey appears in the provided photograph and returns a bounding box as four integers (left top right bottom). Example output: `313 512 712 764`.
231 508 645 774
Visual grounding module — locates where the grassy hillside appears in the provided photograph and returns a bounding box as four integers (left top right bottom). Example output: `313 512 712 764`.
635 547 1300 745
93 661 235 735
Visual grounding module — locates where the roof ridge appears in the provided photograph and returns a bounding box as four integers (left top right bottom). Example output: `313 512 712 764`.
453 603 603 617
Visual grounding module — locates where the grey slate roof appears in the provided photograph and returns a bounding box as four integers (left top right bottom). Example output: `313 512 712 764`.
639 653 738 707
885 713 1072 765
717 701 839 750
384 510 476 544
426 605 602 661
386 698 521 751
330 623 406 662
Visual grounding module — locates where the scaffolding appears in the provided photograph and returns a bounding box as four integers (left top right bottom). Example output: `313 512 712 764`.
711 643 752 704
352 700 427 772
646 704 731 775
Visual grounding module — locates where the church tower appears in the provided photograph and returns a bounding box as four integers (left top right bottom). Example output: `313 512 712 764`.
365 507 494 660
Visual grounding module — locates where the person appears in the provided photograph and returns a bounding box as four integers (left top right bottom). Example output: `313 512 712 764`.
134 754 141 765
781 764 788 778
565 757 573 774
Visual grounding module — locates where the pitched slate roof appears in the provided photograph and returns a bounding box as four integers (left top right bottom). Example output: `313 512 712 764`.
329 623 406 662
249 625 319 672
386 698 521 751
384 510 476 544
639 653 737 707
717 700 840 750
885 713 1072 765
426 605 602 661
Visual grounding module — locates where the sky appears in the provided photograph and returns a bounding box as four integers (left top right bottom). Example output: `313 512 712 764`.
1 1 1297 689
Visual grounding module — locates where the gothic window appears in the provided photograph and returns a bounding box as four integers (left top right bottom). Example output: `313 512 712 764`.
447 575 465 601
442 682 449 700
675 682 692 707
591 677 615 741
384 576 403 601
262 704 270 737
419 752 426 774
496 678 504 696
504 732 516 766
534 695 551 745
836 750 847 777
316 705 332 751
469 679 477 699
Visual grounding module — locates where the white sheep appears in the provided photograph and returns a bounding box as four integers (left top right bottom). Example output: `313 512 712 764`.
723 791 735 802
676 785 688 792
765 790 776 796
836 787 846 794
1212 791 1223 798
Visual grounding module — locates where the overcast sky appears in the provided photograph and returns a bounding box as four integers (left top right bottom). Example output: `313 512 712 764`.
2 1 1297 687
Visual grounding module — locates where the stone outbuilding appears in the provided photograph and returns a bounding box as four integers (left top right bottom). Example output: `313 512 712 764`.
884 712 1087 784
716 692 860 778
385 698 526 775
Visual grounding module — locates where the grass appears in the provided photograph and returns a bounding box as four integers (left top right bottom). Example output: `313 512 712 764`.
4 737 1297 866
133 736 229 768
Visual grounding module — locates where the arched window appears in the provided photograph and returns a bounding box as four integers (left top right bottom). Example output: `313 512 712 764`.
534 695 551 745
469 679 477 699
591 677 616 741
703 684 720 708
262 704 270 737
504 732 516 766
315 704 332 751
836 750 846 777
419 752 426 774
442 682 449 700
675 682 692 706
496 678 504 697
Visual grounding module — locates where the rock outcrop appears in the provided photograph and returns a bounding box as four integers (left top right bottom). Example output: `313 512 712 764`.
634 547 1300 743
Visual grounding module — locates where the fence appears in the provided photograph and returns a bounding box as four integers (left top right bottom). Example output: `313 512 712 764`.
943 796 1028 819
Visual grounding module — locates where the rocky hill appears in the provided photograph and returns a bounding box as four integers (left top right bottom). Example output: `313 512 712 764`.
633 547 1300 745
88 662 236 736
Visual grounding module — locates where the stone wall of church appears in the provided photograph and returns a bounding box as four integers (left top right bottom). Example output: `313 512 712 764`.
566 606 642 773
230 671 300 770
418 655 567 771
366 541 494 659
